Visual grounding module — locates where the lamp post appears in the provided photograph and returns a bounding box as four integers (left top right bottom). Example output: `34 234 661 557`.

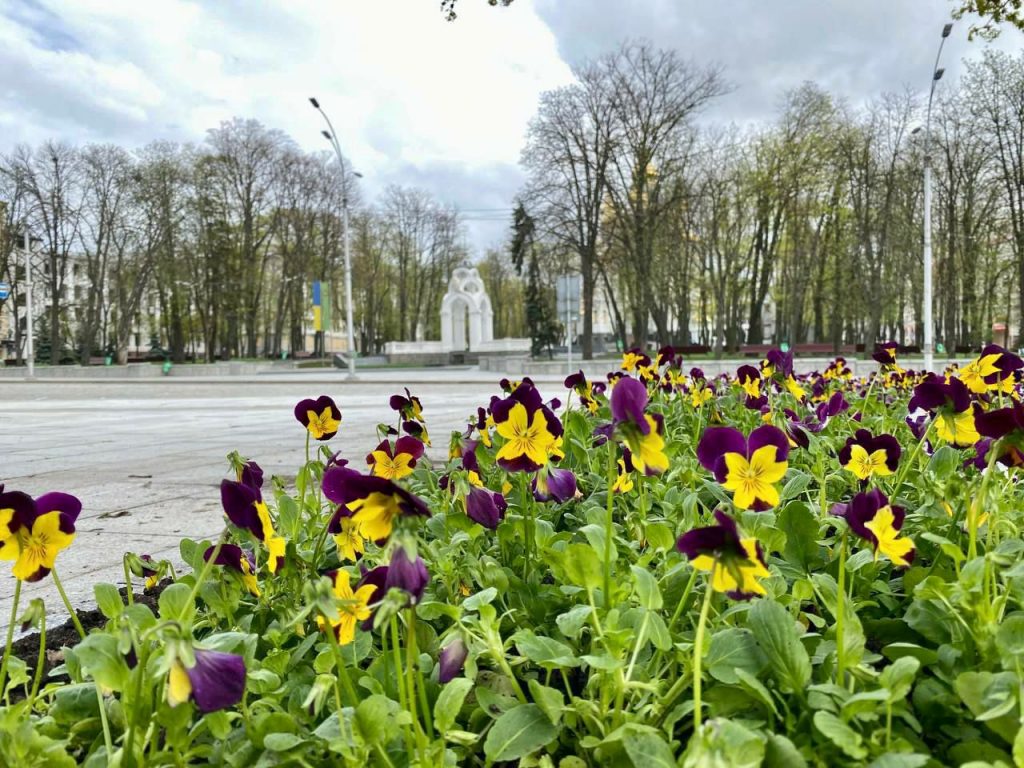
922 22 953 372
309 97 360 380
22 228 33 379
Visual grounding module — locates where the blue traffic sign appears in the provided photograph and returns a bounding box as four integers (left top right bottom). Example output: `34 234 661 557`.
0 283 9 301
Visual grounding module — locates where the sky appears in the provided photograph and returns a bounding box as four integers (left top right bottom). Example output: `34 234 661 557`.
1 0 1022 254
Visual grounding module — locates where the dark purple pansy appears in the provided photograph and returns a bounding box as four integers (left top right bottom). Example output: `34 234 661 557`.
489 380 564 472
186 649 247 713
696 425 791 484
908 375 972 415
293 395 342 441
765 348 794 378
322 470 431 520
356 565 389 628
981 344 1024 385
220 479 265 540
389 388 424 421
438 637 468 683
533 466 577 503
610 377 650 433
677 509 746 561
872 342 899 366
465 486 507 529
239 461 263 490
831 489 915 567
837 429 901 472
385 546 430 605
816 391 850 425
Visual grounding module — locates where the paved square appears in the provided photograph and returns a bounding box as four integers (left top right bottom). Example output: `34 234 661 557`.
0 370 532 630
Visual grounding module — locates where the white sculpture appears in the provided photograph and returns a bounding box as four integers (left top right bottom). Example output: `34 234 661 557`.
440 267 494 352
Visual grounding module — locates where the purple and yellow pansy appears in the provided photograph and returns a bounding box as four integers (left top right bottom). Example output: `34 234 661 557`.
697 425 789 510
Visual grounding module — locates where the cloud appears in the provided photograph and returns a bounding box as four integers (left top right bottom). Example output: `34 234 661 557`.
1 0 1021 254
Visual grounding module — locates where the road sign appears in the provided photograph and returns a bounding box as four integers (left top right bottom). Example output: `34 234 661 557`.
556 274 581 316
0 283 9 301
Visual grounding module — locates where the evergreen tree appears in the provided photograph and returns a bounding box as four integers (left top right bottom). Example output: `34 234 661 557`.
510 204 558 358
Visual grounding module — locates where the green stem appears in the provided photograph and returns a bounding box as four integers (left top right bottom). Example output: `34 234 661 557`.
666 568 700 635
123 556 134 607
95 682 114 756
183 532 226 626
51 567 85 639
891 418 934 497
411 611 434 740
520 477 534 583
604 441 616 609
836 532 848 686
390 617 417 758
26 610 45 709
406 610 430 761
0 579 22 698
969 443 999 560
123 639 151 768
692 569 716 734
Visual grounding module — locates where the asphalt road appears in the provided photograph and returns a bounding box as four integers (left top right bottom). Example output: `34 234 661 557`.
0 371 533 630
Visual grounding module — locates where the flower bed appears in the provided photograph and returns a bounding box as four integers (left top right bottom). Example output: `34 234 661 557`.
2 345 1023 766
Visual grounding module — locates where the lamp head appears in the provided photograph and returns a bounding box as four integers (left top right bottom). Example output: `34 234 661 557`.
933 68 945 82
942 22 953 38
309 97 320 109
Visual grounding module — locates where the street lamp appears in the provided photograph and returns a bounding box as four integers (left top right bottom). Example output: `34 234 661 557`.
922 22 953 372
309 96 360 380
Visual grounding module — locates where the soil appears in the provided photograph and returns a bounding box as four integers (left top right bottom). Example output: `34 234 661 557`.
6 584 165 685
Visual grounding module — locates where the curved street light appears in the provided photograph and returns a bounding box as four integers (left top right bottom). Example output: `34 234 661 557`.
309 96 359 380
922 22 953 372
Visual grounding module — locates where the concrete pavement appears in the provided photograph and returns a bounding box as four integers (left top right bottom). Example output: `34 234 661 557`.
0 371 526 631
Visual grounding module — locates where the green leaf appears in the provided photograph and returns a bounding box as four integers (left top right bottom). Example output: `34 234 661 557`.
777 502 820 570
780 472 812 502
483 704 558 762
813 711 867 759
563 543 604 591
764 733 807 768
630 565 663 610
705 628 766 684
263 733 304 752
881 642 939 667
996 613 1024 663
158 582 193 621
879 656 920 702
434 678 474 734
513 630 580 668
748 599 811 693
463 587 497 612
556 605 592 639
355 695 395 744
73 634 130 692
528 679 564 726
645 522 674 552
927 445 959 479
735 668 780 718
622 730 675 768
866 755 929 768
93 583 123 619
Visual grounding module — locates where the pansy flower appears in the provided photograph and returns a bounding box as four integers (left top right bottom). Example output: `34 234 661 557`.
130 554 162 591
490 380 563 472
621 349 651 373
533 465 578 503
838 429 901 481
872 342 904 372
366 436 425 481
975 402 1024 467
220 480 287 573
294 395 342 440
689 381 715 408
676 510 770 599
908 376 980 447
322 468 431 542
0 491 80 582
959 344 1023 394
832 489 915 567
697 425 789 510
390 388 425 422
167 648 247 713
609 376 669 475
438 637 469 684
736 365 762 400
317 569 377 645
565 370 605 414
385 546 430 605
612 451 635 494
204 544 260 596
815 391 849 426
